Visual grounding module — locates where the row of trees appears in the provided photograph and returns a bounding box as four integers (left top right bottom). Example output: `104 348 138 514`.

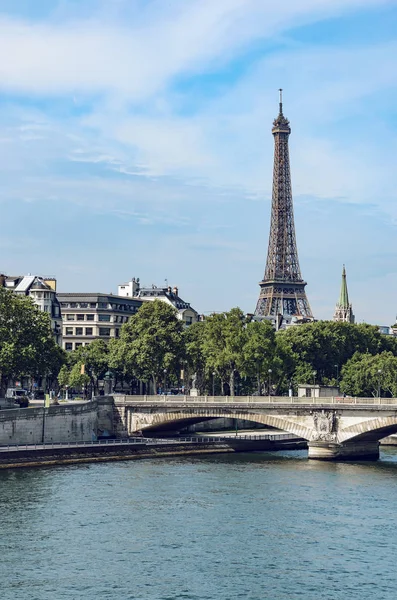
56 300 397 398
2 289 397 398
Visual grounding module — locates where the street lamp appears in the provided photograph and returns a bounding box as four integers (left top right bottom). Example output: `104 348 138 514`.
268 368 272 399
377 369 382 399
103 371 114 395
163 369 167 395
212 371 216 397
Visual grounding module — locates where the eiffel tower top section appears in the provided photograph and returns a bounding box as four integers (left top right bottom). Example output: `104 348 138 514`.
263 89 303 284
272 89 291 134
255 91 313 320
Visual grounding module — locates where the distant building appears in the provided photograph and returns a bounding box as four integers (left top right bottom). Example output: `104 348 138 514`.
57 293 142 351
298 384 340 398
118 277 199 326
333 265 355 323
0 274 62 345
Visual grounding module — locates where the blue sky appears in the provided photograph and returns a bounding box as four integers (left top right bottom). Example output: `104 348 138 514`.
1 0 397 324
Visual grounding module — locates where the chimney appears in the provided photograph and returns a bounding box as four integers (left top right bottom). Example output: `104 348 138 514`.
173 286 178 296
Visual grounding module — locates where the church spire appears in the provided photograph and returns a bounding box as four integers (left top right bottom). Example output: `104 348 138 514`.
338 265 349 308
333 265 354 323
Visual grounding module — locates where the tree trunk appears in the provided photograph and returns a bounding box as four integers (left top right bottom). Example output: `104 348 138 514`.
229 370 235 397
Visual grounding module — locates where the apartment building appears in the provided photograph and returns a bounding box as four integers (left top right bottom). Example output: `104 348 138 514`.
0 274 63 345
57 293 142 351
118 277 199 326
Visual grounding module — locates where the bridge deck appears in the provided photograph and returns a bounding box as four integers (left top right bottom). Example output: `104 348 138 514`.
116 395 397 408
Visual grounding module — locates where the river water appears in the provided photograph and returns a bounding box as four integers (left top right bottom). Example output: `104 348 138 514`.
1 448 397 600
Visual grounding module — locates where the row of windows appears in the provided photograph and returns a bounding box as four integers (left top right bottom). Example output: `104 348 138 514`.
31 292 53 299
64 327 121 336
65 327 94 336
63 314 129 323
61 302 138 311
64 329 120 350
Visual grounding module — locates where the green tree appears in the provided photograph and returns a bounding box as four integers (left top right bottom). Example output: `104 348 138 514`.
68 362 90 393
57 364 70 389
202 308 248 395
70 339 110 395
0 287 64 395
183 321 206 393
242 320 276 394
111 300 184 392
340 351 397 397
278 321 391 385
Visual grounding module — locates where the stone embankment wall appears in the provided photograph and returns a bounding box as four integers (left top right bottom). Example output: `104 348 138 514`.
0 398 114 445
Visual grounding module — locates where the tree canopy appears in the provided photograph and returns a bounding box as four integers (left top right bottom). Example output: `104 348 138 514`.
0 287 64 394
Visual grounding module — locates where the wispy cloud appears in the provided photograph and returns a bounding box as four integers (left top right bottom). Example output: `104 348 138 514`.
0 0 397 324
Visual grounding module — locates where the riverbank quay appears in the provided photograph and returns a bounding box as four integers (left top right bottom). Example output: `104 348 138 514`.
0 434 306 469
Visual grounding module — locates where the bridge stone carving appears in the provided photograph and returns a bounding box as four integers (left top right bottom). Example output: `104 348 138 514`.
112 396 397 461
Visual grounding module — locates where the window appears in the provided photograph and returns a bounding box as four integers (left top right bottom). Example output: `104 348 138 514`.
65 343 73 351
89 303 96 308
80 303 88 308
75 342 82 348
77 314 84 321
99 327 110 336
85 328 93 336
99 314 111 322
65 327 73 335
86 314 95 321
66 314 75 321
76 327 83 335
70 303 77 308
185 316 193 325
98 302 108 309
115 329 120 338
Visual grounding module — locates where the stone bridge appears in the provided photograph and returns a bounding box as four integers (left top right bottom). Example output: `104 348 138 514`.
112 395 397 460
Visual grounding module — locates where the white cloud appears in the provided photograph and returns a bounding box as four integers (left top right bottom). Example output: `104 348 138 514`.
0 0 392 100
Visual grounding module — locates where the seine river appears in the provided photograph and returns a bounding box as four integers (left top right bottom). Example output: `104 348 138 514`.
2 448 397 600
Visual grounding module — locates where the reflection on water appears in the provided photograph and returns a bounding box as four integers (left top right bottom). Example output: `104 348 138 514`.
1 448 397 600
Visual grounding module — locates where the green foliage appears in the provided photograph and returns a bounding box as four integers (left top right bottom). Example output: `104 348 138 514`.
0 287 64 393
68 362 90 389
57 364 70 388
340 351 397 397
110 300 184 390
201 308 248 394
277 321 391 385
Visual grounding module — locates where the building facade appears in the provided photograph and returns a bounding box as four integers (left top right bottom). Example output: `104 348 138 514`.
57 293 142 351
118 277 199 326
333 265 355 324
0 274 62 345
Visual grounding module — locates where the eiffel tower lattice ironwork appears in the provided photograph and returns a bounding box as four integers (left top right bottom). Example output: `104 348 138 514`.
255 91 313 320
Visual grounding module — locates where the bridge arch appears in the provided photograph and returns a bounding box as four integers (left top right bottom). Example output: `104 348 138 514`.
339 416 397 443
127 408 313 440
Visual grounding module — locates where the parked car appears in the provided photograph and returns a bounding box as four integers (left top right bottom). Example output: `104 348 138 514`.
5 388 30 407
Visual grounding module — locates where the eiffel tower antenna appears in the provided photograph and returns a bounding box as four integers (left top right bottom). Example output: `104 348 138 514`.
255 91 313 322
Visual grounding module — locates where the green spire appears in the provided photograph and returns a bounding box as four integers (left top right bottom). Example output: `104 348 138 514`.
338 265 349 308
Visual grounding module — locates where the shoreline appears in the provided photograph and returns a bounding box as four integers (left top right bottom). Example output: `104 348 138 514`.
0 439 306 470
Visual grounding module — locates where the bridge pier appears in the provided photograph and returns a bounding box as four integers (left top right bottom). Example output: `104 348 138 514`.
308 441 380 461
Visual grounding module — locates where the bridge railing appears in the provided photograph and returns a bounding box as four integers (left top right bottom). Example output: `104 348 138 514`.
116 395 397 406
0 432 299 452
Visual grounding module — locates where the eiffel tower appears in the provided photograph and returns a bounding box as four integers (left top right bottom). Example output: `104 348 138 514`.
255 91 313 323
